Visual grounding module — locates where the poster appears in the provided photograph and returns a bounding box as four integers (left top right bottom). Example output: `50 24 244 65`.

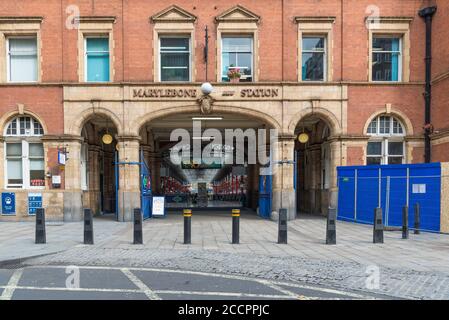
2 193 16 215
152 196 165 217
28 193 43 215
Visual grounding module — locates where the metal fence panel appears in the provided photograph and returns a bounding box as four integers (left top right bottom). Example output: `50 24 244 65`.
337 163 442 233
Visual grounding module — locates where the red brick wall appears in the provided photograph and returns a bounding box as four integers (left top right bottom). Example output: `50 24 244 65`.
432 143 449 162
0 0 429 83
346 146 364 166
347 85 424 135
0 86 63 134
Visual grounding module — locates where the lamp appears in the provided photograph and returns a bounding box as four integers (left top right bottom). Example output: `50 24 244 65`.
101 117 113 145
297 131 309 144
201 82 213 95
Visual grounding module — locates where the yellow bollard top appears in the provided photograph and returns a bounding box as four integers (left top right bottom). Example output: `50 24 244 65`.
183 209 192 216
232 209 240 216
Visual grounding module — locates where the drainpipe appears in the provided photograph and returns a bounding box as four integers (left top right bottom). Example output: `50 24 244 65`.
419 5 437 163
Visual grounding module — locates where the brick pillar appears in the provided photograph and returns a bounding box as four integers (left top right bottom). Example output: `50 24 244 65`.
63 138 83 221
149 151 162 194
87 145 101 215
272 135 296 221
116 135 141 222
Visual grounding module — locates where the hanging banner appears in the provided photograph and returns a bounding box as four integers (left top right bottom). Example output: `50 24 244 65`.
2 193 16 215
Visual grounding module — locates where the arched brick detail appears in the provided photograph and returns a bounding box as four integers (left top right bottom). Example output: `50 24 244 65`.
68 107 123 136
132 104 282 135
363 109 414 136
0 110 49 135
288 107 342 136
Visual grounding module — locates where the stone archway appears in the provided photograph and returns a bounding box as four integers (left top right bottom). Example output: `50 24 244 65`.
136 107 280 214
293 112 341 216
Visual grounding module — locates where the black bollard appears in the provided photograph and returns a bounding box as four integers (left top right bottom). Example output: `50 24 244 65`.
278 208 288 244
183 209 192 244
232 209 240 244
133 208 143 244
373 207 384 244
402 206 409 239
84 208 94 244
326 207 337 245
35 208 46 244
414 203 420 235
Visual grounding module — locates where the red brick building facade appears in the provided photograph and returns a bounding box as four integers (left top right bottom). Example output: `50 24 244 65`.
0 0 447 221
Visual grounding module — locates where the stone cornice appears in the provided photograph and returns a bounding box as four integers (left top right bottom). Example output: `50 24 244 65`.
74 16 116 24
41 134 83 142
150 5 197 23
294 16 336 24
0 16 43 24
215 5 260 24
116 135 141 142
365 16 414 24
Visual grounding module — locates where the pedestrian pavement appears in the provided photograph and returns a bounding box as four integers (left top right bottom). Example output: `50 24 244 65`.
1 211 449 299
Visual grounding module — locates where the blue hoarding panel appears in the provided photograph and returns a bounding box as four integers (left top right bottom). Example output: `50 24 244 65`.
337 163 441 233
337 167 355 221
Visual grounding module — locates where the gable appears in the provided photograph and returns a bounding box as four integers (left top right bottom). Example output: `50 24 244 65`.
151 5 197 23
215 5 260 23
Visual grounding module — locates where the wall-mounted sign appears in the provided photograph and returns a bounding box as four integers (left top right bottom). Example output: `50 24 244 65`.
28 193 42 215
133 88 198 99
58 151 66 165
152 196 165 217
412 184 427 194
2 193 15 215
52 175 61 188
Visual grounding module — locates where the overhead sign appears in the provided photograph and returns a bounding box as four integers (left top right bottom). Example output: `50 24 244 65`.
2 193 16 215
28 193 43 215
152 196 165 217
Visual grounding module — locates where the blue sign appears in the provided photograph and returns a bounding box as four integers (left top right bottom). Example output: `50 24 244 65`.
2 193 16 215
28 193 43 215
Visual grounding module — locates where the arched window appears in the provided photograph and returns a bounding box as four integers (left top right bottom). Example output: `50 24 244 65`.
4 116 45 188
366 115 405 165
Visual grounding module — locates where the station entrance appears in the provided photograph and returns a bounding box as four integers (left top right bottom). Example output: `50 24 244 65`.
139 113 273 216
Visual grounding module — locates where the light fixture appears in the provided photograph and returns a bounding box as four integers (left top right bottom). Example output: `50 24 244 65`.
101 117 113 145
201 82 213 95
297 130 309 144
102 133 113 145
192 117 223 121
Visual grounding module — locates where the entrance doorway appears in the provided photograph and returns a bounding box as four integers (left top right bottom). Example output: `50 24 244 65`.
139 113 273 214
81 116 118 219
295 115 332 216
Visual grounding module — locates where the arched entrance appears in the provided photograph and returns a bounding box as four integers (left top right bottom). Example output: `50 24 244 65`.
138 111 276 214
294 115 334 216
80 114 118 219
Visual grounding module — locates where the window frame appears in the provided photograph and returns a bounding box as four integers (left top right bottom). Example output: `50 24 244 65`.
84 35 111 83
366 115 405 165
4 116 45 190
371 35 403 82
6 36 38 83
158 35 192 82
301 35 327 82
220 35 254 82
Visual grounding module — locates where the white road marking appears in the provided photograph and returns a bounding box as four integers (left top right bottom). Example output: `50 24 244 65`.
0 285 309 299
29 265 375 299
152 290 298 299
0 269 23 300
121 268 161 300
